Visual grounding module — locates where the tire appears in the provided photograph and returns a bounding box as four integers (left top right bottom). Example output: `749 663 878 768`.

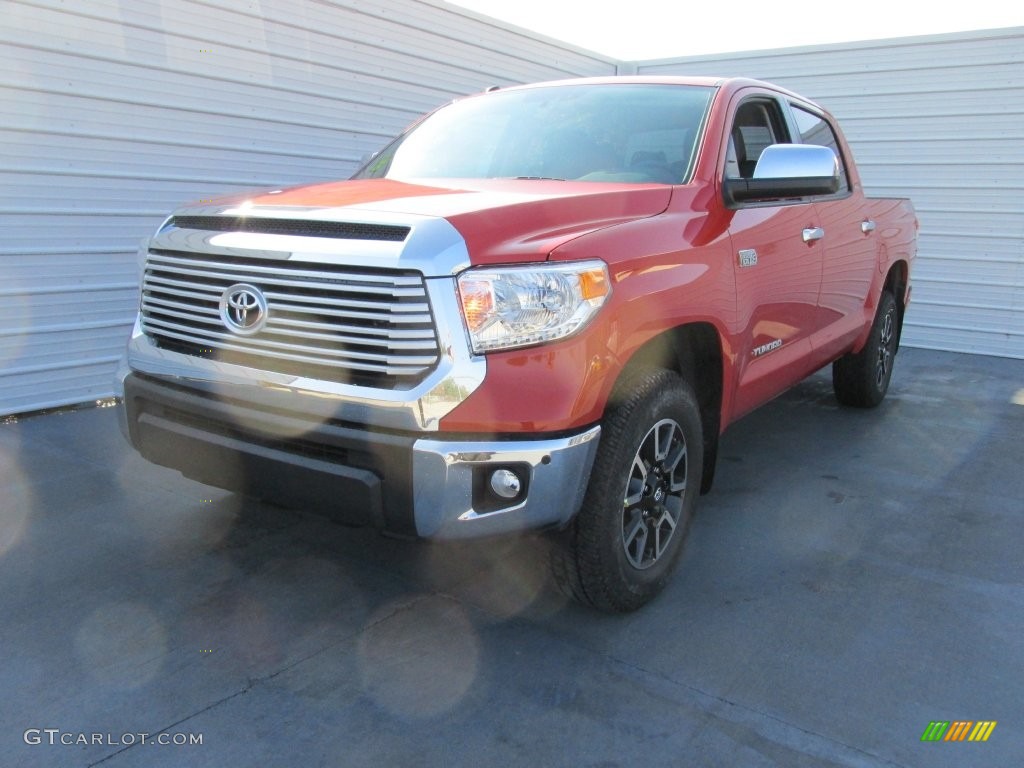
551 369 703 613
832 291 899 408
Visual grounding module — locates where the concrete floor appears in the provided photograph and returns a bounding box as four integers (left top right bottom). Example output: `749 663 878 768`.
1 347 1022 767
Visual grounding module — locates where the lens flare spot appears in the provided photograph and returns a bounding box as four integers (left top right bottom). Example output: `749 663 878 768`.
210 380 332 441
74 602 168 689
358 596 479 718
0 448 31 558
0 291 31 369
423 536 555 619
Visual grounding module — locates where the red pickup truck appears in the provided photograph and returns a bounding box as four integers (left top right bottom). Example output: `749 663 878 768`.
119 77 916 611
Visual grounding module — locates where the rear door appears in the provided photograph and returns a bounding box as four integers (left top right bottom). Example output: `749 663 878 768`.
787 102 878 360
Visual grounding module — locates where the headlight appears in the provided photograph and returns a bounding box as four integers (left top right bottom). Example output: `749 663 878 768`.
457 260 610 354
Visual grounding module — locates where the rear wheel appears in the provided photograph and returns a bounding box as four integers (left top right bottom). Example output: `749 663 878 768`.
551 369 703 613
833 291 899 408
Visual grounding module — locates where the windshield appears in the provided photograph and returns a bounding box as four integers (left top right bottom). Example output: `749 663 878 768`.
354 83 715 185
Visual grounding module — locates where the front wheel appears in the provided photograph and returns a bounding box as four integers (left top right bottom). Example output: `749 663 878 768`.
551 369 703 613
832 291 899 408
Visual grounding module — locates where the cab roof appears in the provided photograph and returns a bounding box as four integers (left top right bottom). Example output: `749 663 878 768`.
481 76 814 107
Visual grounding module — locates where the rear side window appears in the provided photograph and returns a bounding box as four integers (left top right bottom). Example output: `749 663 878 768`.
791 105 849 192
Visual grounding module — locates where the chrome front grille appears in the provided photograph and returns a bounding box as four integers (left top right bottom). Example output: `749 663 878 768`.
140 249 440 387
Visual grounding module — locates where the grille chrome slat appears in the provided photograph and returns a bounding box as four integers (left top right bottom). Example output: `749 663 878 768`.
141 302 223 326
144 318 438 369
142 299 437 346
140 247 441 386
271 316 435 339
144 274 227 296
144 326 408 375
146 263 425 297
142 296 221 317
148 252 423 287
143 273 429 318
270 303 432 325
261 329 438 351
141 304 435 350
141 283 222 305
261 291 429 315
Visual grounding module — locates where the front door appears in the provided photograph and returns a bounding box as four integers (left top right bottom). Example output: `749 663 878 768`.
726 96 827 418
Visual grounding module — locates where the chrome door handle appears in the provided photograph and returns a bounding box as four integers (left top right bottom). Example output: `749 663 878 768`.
861 219 876 234
802 227 825 242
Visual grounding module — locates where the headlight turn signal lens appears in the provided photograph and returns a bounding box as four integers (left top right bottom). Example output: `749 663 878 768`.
457 260 610 354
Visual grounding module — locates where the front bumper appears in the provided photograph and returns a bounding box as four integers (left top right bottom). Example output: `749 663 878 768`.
121 373 599 539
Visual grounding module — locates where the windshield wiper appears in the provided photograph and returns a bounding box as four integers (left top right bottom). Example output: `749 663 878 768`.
510 176 566 181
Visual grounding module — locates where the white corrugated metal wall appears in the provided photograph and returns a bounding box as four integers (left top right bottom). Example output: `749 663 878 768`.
0 0 616 415
634 27 1024 359
3 12 1022 416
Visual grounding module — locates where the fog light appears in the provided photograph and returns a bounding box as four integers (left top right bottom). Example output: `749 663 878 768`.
489 469 521 499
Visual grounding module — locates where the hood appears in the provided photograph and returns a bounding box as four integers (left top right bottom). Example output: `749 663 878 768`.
199 178 673 265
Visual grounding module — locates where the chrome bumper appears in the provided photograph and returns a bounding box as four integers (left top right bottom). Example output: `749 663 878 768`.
412 427 601 539
120 371 600 540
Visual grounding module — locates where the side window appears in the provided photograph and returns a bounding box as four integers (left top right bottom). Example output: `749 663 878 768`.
726 99 789 179
791 105 850 192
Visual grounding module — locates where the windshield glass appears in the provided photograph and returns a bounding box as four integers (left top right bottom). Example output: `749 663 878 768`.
354 83 715 185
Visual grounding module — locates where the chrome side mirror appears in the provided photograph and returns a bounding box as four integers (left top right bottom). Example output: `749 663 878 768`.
725 144 840 204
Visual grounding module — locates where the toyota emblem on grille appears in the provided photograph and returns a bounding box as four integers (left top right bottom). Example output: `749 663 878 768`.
219 283 268 335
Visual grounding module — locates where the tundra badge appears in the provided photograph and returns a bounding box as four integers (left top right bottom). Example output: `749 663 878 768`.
752 339 783 357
